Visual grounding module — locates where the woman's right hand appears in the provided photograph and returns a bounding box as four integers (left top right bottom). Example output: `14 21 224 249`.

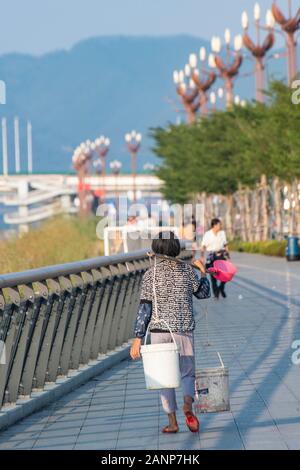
130 338 142 360
193 259 206 275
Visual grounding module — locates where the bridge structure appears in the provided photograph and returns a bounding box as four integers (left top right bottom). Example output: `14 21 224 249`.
0 174 163 232
0 250 300 450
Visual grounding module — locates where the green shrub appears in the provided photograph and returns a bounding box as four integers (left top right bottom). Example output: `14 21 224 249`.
228 240 287 257
0 215 103 274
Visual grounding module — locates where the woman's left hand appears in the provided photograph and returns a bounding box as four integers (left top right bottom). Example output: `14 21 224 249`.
130 338 142 360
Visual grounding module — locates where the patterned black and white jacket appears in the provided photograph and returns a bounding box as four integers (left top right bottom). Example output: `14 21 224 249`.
134 260 210 338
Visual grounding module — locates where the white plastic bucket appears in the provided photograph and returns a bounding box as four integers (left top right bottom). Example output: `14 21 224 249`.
141 322 181 390
194 352 230 413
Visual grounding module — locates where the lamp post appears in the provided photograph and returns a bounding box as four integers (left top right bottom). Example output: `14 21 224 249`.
94 136 110 202
110 160 122 213
210 87 240 112
210 91 217 112
125 131 142 203
27 121 33 174
271 0 300 84
173 70 200 123
1 118 8 176
95 136 110 176
242 4 275 103
234 95 241 106
217 87 225 109
218 87 224 99
188 48 217 116
211 30 244 108
72 143 93 217
110 159 122 176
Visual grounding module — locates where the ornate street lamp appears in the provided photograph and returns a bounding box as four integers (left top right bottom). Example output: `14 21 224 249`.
271 0 300 84
125 130 142 202
210 86 241 112
210 91 217 112
233 95 247 107
234 95 241 106
188 48 217 116
216 87 225 109
110 160 122 212
110 159 122 176
242 3 275 103
94 136 110 176
72 142 93 217
92 155 102 175
173 70 200 123
218 87 224 99
211 29 244 108
93 136 110 203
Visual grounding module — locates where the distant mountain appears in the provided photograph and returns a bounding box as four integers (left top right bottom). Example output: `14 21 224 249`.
0 35 297 174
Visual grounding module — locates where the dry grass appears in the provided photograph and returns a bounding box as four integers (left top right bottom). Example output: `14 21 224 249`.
0 215 103 274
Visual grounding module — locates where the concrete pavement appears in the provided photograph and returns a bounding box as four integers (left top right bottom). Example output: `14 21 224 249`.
0 252 300 450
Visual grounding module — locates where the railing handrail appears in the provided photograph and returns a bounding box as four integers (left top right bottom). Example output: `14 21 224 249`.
0 249 153 288
0 243 191 411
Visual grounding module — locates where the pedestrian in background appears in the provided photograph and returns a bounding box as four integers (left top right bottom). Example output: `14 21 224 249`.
200 218 230 299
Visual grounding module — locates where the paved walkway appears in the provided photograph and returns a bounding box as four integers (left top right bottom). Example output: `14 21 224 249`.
0 252 300 450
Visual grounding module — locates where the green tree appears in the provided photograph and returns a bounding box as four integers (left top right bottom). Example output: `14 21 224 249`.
151 80 300 203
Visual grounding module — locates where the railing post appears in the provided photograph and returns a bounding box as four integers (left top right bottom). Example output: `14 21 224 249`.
70 271 94 370
80 269 102 364
59 274 85 375
6 284 34 405
100 265 121 353
116 262 135 346
90 267 112 359
20 281 48 397
47 276 72 382
108 263 129 350
33 280 61 389
0 288 20 407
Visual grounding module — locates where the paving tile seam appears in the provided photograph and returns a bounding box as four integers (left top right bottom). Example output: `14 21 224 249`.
115 360 133 450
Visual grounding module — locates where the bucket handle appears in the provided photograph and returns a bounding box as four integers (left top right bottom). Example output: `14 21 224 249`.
143 319 178 348
217 351 225 369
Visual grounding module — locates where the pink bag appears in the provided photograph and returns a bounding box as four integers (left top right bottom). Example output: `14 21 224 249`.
207 260 237 283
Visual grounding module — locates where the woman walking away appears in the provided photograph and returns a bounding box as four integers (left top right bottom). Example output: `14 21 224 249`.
201 218 230 299
130 231 210 434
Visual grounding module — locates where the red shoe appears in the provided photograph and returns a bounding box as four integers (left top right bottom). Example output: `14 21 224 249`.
184 411 199 433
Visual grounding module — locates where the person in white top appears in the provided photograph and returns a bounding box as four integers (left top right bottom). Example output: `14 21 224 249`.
200 218 229 298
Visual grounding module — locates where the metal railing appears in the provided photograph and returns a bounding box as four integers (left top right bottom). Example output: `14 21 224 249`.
0 246 191 409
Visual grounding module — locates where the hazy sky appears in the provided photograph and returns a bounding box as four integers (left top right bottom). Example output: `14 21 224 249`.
0 0 282 55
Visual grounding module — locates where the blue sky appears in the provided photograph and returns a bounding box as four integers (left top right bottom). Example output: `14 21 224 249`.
0 0 283 55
